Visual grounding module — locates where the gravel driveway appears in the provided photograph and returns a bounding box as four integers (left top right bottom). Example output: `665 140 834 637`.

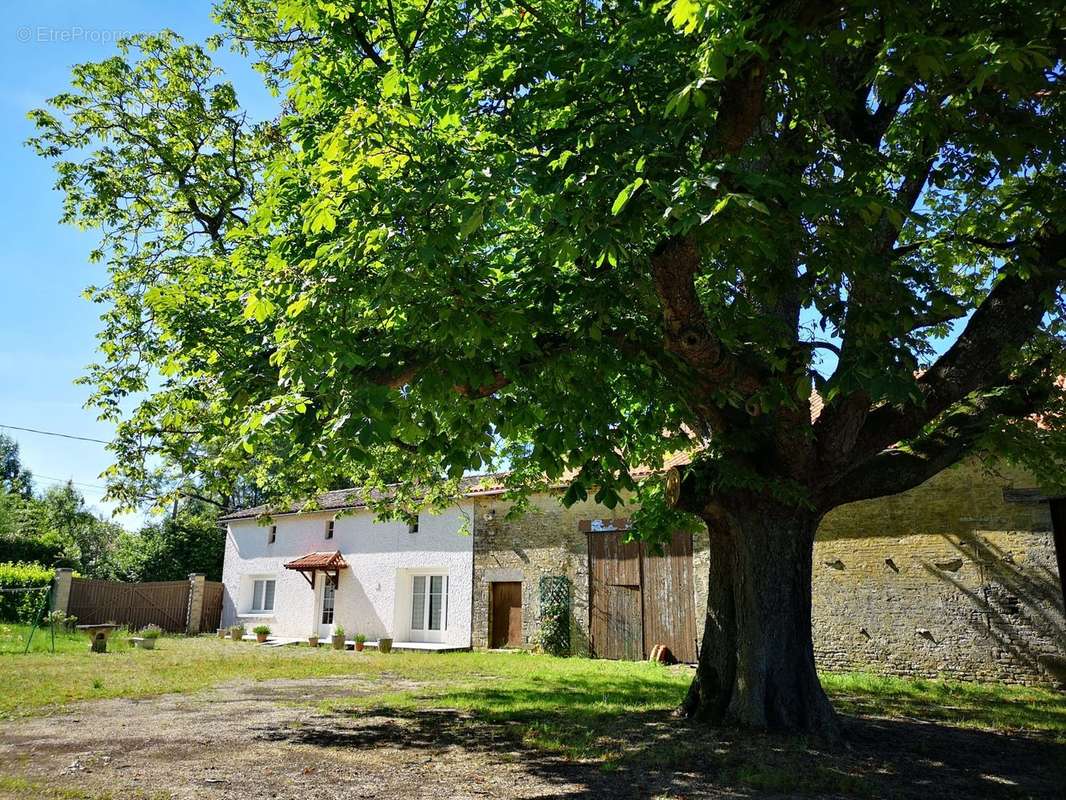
1 674 1062 799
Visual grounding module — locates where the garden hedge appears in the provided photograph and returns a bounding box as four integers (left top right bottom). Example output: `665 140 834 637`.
0 562 55 623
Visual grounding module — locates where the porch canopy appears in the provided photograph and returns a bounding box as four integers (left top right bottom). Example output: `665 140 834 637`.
284 550 348 589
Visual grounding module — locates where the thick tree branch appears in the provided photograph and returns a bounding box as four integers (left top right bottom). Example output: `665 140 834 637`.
708 0 840 157
837 229 1066 469
821 371 1055 508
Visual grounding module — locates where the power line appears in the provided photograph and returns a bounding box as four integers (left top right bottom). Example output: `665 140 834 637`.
33 474 111 493
0 423 110 445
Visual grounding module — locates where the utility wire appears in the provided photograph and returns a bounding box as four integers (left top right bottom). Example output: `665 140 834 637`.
32 474 111 493
0 424 110 445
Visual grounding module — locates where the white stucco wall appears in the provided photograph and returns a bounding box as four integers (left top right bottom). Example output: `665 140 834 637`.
221 504 474 646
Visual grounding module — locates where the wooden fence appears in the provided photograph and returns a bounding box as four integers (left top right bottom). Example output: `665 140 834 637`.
200 580 224 633
67 577 223 633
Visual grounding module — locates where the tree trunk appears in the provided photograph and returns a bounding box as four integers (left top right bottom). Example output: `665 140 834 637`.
682 498 839 738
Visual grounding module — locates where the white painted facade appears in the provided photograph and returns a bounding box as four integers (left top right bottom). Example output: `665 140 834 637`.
220 505 474 646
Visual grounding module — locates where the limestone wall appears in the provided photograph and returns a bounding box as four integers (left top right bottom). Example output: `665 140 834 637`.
470 493 709 655
813 459 1064 684
472 458 1065 685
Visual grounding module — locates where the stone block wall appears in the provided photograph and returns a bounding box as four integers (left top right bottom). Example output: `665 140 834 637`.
813 459 1064 685
470 494 709 655
471 457 1065 685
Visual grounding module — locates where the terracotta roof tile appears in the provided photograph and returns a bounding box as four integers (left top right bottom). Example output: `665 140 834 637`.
283 551 349 571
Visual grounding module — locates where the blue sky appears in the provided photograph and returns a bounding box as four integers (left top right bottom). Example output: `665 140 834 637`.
0 1 277 526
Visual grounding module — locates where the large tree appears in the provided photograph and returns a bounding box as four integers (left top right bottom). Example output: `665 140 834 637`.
31 2 1066 735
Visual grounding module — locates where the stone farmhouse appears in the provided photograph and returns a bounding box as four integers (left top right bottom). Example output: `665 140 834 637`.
219 456 1066 685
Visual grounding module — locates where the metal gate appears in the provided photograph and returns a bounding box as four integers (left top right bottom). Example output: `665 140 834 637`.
588 531 697 662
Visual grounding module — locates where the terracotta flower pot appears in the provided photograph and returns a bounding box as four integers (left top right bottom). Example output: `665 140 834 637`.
308 636 319 647
256 633 268 643
355 641 365 652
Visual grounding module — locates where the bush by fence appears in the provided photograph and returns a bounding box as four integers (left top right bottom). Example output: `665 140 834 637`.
0 562 55 622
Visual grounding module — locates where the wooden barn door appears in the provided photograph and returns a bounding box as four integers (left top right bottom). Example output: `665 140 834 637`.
491 582 523 648
641 532 698 663
588 533 643 660
588 530 697 662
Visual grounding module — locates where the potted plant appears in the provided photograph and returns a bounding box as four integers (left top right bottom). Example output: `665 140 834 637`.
308 633 319 647
229 625 245 641
354 633 367 652
331 625 346 650
217 627 227 639
378 637 393 654
137 624 162 650
253 624 271 643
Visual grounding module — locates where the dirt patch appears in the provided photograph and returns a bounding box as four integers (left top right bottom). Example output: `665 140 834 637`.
0 674 1062 799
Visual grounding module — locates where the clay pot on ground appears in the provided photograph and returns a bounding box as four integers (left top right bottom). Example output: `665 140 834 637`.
308 635 319 647
378 638 393 654
331 634 346 650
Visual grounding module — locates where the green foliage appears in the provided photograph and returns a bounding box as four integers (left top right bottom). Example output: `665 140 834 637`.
354 632 367 644
28 1 1066 527
0 434 33 499
107 503 225 582
252 624 271 635
0 562 54 623
538 576 571 657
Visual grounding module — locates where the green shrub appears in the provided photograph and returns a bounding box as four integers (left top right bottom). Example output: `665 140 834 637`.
139 624 162 639
538 576 571 656
0 562 55 623
332 625 345 637
252 624 271 635
354 633 366 644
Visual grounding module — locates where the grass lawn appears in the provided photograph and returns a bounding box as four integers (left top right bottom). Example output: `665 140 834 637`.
0 629 1063 798
2 625 1062 742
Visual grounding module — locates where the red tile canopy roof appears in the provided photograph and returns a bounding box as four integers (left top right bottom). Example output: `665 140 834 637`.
283 551 349 572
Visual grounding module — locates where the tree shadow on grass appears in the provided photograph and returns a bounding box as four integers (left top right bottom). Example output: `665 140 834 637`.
257 674 1066 799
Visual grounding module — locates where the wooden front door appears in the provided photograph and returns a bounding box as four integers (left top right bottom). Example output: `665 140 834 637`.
588 531 697 662
491 582 523 648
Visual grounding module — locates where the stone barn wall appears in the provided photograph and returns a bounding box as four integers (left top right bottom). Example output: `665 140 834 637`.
469 493 710 656
471 458 1065 685
813 459 1064 685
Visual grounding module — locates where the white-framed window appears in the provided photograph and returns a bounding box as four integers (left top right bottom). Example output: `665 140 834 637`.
251 578 276 612
268 525 277 544
411 574 447 631
407 515 419 534
326 519 335 539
